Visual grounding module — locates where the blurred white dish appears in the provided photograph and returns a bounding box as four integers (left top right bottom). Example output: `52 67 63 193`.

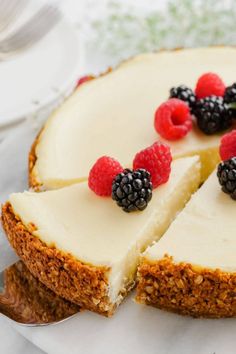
0 19 82 127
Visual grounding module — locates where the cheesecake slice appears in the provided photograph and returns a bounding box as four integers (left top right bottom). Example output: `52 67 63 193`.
2 157 200 316
30 47 236 190
137 167 236 318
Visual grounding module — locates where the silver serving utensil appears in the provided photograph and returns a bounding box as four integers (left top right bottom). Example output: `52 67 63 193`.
0 3 62 60
0 261 81 326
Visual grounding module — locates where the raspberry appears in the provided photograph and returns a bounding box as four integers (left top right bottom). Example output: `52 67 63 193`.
154 98 192 141
133 142 172 188
195 72 225 99
88 156 123 196
219 130 236 161
77 75 94 87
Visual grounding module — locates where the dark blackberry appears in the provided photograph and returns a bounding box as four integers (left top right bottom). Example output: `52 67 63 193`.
169 85 196 113
224 83 236 117
194 95 233 135
224 83 236 104
112 168 152 212
217 158 236 200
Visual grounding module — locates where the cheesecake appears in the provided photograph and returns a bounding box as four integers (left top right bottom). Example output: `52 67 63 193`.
29 47 236 191
2 157 200 316
136 168 236 318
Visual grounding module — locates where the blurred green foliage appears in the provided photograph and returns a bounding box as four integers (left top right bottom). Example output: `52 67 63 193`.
89 0 236 61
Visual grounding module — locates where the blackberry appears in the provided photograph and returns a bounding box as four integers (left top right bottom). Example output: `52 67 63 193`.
224 83 236 104
194 95 233 135
169 85 196 112
217 158 236 200
224 83 236 117
112 168 152 212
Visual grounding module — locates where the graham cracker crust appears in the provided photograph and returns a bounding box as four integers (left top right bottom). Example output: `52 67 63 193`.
1 202 120 316
136 255 236 318
29 130 43 191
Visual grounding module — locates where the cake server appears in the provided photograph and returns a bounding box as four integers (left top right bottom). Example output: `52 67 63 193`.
0 261 81 326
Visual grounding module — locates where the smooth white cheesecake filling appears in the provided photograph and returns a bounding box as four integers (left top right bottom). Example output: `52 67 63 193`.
145 169 236 273
10 157 200 303
32 47 236 189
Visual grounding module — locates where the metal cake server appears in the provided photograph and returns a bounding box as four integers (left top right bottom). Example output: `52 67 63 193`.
0 261 81 326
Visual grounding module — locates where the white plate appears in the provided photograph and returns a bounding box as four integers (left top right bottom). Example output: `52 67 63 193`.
0 19 82 127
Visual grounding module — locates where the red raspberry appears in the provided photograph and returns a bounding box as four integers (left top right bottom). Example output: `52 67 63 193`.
219 130 236 161
133 142 172 188
88 156 123 196
195 72 225 99
77 75 94 87
154 98 192 141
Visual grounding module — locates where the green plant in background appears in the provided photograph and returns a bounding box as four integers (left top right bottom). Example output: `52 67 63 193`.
87 0 236 66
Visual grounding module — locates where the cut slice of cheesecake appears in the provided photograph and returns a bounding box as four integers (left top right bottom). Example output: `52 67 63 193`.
2 157 200 316
136 167 236 318
30 47 236 190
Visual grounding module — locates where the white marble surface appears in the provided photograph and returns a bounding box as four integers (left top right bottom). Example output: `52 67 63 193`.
15 296 236 354
0 317 44 354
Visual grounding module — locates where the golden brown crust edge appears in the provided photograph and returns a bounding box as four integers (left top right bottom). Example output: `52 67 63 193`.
29 130 43 191
1 202 118 316
136 256 236 318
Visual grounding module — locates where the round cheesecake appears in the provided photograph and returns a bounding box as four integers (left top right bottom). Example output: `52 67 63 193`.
3 46 236 319
29 47 236 190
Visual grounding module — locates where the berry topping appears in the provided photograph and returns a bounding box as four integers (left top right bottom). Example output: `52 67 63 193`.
112 169 153 212
194 96 233 135
154 98 192 141
88 156 123 196
195 72 225 99
133 142 172 188
224 83 236 104
169 85 196 113
224 83 236 116
217 158 236 200
77 75 94 87
219 130 236 161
